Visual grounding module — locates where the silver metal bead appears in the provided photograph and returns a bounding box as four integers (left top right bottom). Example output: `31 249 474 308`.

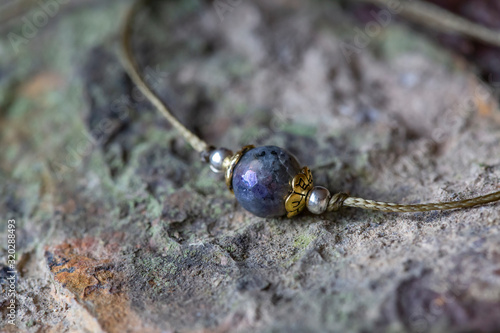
209 148 233 173
306 186 331 214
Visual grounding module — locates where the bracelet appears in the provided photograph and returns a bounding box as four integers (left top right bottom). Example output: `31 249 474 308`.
120 0 500 219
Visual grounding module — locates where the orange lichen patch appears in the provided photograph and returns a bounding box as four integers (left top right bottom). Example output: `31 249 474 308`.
474 93 495 117
20 71 64 99
468 76 500 121
46 237 159 333
433 296 446 307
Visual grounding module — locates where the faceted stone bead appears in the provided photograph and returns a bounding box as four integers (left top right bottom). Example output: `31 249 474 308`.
232 146 301 218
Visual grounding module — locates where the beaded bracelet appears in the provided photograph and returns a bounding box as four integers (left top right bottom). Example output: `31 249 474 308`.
120 1 500 219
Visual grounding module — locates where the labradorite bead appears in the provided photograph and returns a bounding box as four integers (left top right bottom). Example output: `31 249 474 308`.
232 146 301 218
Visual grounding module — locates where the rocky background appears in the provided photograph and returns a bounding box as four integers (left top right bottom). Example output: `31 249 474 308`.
1 0 500 332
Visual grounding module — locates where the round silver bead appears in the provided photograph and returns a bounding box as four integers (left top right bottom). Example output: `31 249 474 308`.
209 148 233 173
306 186 331 214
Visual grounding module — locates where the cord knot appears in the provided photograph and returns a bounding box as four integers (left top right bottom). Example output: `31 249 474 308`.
328 192 349 212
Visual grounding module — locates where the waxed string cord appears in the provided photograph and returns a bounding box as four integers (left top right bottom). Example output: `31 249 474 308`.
328 191 500 212
120 0 210 154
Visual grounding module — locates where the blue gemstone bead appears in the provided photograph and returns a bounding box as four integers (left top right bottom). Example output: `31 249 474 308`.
232 146 301 218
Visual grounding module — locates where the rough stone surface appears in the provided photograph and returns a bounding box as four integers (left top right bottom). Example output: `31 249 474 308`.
1 0 500 332
233 146 301 217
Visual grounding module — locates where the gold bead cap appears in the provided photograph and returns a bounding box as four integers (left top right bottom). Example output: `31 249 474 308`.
224 145 255 193
285 167 313 218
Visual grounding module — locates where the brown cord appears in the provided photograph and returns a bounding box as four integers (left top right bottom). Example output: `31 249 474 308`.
328 190 500 213
328 192 350 211
120 0 210 154
363 0 500 48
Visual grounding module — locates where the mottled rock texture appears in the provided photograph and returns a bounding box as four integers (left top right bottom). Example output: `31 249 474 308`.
1 0 500 332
